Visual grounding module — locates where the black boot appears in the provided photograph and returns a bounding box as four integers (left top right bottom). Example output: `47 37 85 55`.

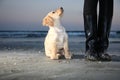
97 17 112 61
84 15 98 61
97 16 112 61
97 0 113 61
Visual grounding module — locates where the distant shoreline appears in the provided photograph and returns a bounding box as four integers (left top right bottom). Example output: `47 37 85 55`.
0 31 120 38
0 30 120 32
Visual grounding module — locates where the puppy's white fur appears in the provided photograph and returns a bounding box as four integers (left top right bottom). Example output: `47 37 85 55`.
42 7 72 59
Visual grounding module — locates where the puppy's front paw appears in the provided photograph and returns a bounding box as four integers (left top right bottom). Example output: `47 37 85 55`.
50 54 60 60
65 53 72 59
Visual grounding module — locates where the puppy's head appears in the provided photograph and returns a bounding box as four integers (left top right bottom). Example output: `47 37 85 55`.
42 7 64 27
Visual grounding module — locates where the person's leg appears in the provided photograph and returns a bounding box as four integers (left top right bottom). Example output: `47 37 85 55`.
97 0 113 60
83 0 98 60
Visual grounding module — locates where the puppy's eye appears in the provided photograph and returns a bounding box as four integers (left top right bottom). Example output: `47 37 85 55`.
52 12 55 13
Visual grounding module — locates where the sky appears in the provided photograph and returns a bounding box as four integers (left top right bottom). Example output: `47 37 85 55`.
0 0 120 31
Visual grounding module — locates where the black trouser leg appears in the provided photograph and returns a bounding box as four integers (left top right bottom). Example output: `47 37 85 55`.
83 0 98 53
84 15 98 53
97 0 113 53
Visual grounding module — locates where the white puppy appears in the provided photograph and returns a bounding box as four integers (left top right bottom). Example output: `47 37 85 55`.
42 7 72 60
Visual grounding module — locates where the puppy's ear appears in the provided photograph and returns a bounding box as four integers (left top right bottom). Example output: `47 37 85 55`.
42 16 54 27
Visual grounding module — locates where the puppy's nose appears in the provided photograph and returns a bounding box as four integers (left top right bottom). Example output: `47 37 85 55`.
60 7 63 9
